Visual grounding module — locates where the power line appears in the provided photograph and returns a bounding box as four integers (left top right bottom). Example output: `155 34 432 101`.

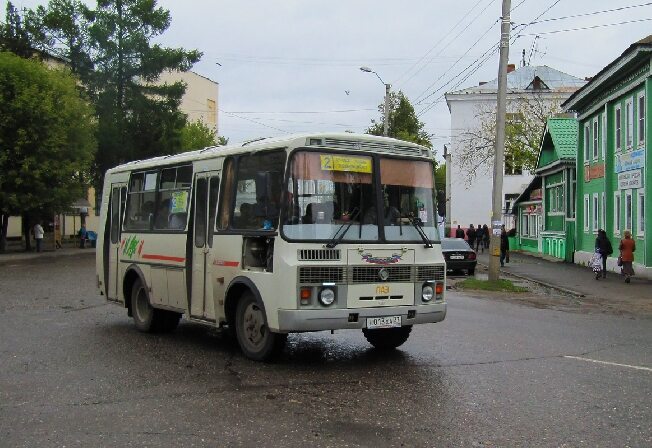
223 108 375 115
520 17 652 36
519 1 652 26
219 108 288 133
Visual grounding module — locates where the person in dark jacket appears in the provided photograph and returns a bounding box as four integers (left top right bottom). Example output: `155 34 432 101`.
482 224 490 248
466 224 476 244
594 229 613 279
500 225 509 267
475 224 484 252
455 225 465 239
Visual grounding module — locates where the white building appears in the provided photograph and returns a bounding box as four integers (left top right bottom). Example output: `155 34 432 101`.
444 64 586 234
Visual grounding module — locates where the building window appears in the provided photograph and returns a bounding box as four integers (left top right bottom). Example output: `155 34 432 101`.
601 192 605 231
569 169 576 219
583 194 589 231
592 118 599 160
638 191 645 236
522 212 529 235
638 92 646 146
625 190 633 232
583 123 590 163
615 104 622 152
592 194 599 232
626 98 633 149
601 114 607 160
614 192 621 235
529 214 538 238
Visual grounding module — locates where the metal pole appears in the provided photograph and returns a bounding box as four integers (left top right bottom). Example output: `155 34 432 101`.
488 0 511 281
383 83 390 137
444 146 452 236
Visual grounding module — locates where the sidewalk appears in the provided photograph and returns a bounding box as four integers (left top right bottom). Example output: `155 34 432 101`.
476 250 652 305
0 247 95 266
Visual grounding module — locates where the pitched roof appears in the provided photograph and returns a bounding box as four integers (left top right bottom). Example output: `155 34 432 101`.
546 117 578 160
447 65 586 96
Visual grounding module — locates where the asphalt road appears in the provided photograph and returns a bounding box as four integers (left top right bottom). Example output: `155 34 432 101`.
1 254 650 447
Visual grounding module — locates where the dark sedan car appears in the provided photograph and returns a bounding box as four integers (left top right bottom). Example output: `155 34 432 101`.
442 238 477 275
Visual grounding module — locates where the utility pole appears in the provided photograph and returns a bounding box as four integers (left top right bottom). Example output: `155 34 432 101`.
444 145 452 234
383 82 390 137
488 0 511 281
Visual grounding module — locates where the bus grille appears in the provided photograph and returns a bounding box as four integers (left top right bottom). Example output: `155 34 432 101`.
298 249 341 261
298 267 346 284
298 265 444 284
351 266 413 283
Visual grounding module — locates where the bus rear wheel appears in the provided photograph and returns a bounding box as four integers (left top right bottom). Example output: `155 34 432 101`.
235 292 286 361
362 325 412 350
131 278 180 333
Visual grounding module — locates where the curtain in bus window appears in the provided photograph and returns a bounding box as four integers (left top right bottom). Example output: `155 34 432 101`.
154 165 192 231
218 158 235 230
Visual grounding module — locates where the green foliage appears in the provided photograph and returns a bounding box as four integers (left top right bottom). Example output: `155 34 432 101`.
180 120 217 151
366 91 432 148
0 52 96 219
0 2 34 58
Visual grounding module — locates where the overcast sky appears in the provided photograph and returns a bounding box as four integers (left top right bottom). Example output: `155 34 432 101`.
7 0 652 154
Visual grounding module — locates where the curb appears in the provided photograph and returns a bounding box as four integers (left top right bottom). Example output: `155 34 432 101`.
0 249 95 266
477 262 586 298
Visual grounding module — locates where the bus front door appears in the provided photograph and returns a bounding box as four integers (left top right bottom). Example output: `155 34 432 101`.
190 172 220 319
107 184 127 301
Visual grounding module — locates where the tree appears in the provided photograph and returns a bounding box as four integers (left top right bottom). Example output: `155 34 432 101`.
180 120 216 151
24 0 202 188
454 94 561 185
366 91 432 148
0 52 96 251
0 2 34 58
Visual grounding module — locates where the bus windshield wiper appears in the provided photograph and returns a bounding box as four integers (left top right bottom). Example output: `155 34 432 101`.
326 207 360 248
408 213 433 248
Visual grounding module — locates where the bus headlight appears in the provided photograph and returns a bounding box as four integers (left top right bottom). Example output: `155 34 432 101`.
319 287 336 306
421 285 434 302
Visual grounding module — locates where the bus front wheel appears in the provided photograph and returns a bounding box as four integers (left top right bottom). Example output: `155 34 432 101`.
131 278 180 333
362 325 412 350
235 292 286 361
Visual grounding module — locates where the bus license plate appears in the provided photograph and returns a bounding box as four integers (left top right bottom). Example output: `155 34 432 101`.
366 316 401 329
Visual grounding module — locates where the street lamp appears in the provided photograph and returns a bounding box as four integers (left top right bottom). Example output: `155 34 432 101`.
360 66 390 137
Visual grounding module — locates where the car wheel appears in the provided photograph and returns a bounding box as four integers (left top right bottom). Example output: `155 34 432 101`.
362 325 412 350
468 268 475 276
235 291 286 361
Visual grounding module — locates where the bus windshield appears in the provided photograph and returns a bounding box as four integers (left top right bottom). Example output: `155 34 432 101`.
282 150 439 243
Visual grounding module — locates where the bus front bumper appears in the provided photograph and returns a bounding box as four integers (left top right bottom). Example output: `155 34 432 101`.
276 302 446 332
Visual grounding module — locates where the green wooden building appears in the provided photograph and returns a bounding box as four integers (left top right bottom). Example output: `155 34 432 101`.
512 117 577 261
563 36 651 279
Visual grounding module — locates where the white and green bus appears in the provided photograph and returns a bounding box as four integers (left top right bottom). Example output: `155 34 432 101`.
96 133 446 361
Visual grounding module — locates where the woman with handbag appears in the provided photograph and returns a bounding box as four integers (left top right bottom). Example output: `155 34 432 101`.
618 230 636 283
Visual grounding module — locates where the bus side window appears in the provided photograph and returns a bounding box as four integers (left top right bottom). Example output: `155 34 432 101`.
218 158 235 230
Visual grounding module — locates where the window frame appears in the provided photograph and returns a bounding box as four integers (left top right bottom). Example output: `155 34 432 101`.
626 97 633 149
638 91 646 147
615 104 622 152
601 192 606 231
625 190 633 232
592 118 599 160
583 123 590 164
614 192 621 236
601 113 607 160
637 190 645 237
592 193 599 233
583 194 589 231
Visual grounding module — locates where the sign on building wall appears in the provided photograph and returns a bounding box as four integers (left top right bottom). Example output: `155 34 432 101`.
584 163 605 182
615 149 645 173
618 169 644 190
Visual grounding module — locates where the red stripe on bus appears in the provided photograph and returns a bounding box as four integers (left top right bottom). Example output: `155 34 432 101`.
142 254 186 263
213 260 239 267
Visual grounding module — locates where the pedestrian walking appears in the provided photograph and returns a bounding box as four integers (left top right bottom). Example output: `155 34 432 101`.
500 225 509 267
455 225 465 239
78 224 88 249
33 222 44 253
619 230 636 283
466 224 476 244
475 224 484 252
482 224 490 249
594 229 613 279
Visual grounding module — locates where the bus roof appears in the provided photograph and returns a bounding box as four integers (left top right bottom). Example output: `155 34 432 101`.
105 132 434 175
